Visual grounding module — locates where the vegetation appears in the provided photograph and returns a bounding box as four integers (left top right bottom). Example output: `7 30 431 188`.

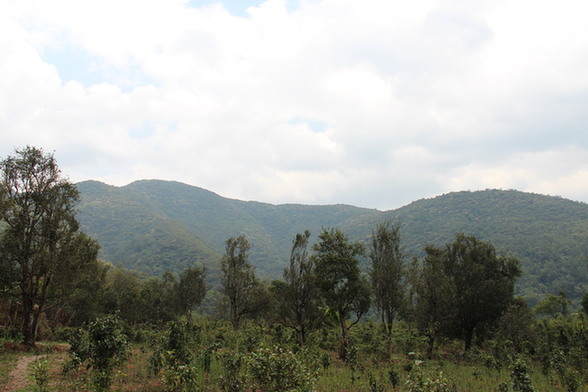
1 146 587 390
75 180 588 306
221 235 259 330
313 227 371 360
0 146 103 347
369 220 405 354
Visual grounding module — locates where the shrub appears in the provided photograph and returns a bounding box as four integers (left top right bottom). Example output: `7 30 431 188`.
246 345 317 392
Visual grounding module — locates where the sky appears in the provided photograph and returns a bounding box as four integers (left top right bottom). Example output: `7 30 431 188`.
1 0 587 210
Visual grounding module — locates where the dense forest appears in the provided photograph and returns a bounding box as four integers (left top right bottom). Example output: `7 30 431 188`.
1 147 587 391
76 179 588 305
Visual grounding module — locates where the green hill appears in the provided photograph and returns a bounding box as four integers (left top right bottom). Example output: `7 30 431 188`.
76 181 588 304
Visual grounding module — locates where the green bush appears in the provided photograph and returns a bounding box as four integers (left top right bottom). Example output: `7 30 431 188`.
245 345 317 392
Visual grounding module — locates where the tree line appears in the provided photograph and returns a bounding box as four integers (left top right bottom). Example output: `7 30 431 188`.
1 146 587 361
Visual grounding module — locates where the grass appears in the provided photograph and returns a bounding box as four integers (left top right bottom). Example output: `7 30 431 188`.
0 350 20 385
1 341 584 391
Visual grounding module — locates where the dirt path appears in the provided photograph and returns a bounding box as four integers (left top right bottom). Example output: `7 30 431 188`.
3 354 42 392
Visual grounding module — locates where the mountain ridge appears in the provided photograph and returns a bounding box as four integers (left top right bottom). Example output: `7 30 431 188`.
76 180 588 304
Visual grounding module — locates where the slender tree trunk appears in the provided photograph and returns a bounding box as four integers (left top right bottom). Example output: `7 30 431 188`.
298 325 306 346
338 316 350 360
427 334 435 359
464 326 474 352
384 310 394 359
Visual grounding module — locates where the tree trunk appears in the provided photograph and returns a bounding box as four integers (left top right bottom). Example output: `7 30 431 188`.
21 296 37 348
338 316 350 360
298 325 306 346
385 310 394 359
427 334 435 359
464 326 474 352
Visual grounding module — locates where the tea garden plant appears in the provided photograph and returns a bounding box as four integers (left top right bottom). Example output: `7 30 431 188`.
1 313 586 391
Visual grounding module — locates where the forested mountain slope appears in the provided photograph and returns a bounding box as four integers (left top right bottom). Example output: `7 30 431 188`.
76 180 588 304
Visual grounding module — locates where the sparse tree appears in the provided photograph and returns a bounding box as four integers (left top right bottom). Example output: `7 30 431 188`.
369 221 405 354
221 235 257 329
313 228 370 359
0 146 101 346
280 230 323 345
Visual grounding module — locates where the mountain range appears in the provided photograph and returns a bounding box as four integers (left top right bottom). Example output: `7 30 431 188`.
76 180 588 305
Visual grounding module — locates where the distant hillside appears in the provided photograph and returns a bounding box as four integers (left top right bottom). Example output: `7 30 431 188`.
76 180 588 304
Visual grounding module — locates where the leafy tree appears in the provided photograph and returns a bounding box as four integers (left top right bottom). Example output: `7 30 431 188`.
534 291 571 318
369 221 405 350
176 265 207 321
497 297 535 354
48 240 109 325
313 227 370 359
411 251 456 359
0 146 100 346
582 292 588 315
440 233 521 351
221 235 258 329
101 268 145 325
140 272 179 323
279 230 323 345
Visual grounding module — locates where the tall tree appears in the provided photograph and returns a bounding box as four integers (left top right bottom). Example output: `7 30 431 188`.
176 265 207 322
0 146 100 346
411 250 456 359
369 221 405 352
280 230 322 345
313 228 370 359
220 235 257 329
441 233 521 351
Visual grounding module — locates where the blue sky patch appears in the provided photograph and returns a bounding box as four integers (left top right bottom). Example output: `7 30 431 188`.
187 0 301 16
289 117 329 133
41 40 158 92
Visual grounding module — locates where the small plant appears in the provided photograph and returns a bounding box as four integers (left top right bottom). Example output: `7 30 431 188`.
218 349 244 392
389 367 400 388
66 314 128 392
510 358 535 392
345 344 361 384
32 356 50 392
321 352 331 372
150 321 200 391
368 372 384 392
160 351 199 392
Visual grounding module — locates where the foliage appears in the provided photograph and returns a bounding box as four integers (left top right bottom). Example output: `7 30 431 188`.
534 292 571 318
177 266 207 321
277 230 323 346
411 252 456 359
77 181 588 305
32 356 50 392
67 314 129 391
0 146 101 346
221 235 259 330
369 220 406 347
313 227 371 359
218 349 245 392
428 234 521 351
509 357 535 392
404 360 457 392
246 345 318 392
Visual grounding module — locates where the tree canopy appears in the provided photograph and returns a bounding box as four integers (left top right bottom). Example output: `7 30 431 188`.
0 146 101 346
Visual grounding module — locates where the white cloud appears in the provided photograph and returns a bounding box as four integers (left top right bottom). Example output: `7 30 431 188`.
1 0 588 209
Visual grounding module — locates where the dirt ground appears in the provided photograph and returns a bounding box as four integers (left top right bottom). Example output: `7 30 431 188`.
3 354 42 391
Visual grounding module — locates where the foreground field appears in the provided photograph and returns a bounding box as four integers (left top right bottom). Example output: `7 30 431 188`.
0 342 583 392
